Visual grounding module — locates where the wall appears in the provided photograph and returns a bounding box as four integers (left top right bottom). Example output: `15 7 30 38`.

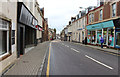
0 0 17 74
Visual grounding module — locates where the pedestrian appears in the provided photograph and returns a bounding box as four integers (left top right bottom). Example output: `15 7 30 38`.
100 37 104 48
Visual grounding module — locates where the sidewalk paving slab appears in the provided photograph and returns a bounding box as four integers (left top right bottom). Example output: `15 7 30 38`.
3 41 50 75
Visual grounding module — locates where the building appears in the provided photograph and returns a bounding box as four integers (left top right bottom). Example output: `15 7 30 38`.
42 18 49 42
0 0 48 74
67 21 72 42
86 1 120 49
48 28 56 40
0 0 17 74
34 1 43 43
66 10 86 43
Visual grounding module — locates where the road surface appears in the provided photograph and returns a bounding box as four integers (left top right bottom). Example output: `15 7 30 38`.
42 40 119 76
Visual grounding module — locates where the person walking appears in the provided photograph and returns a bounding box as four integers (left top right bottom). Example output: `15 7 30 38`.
100 37 104 48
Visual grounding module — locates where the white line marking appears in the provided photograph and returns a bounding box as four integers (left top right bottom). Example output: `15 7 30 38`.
66 46 69 47
71 48 79 53
85 55 113 70
64 45 69 47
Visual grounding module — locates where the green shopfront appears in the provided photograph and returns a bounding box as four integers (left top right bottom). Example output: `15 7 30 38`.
87 20 115 48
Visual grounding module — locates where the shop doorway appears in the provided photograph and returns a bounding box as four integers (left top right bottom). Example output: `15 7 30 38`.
20 27 24 55
17 23 25 58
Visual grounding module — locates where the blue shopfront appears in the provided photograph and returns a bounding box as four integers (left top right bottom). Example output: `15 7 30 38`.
87 20 115 48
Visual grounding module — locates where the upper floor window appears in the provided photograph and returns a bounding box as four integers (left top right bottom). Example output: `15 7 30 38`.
89 14 91 23
100 9 103 20
112 3 116 17
82 18 84 28
92 13 94 22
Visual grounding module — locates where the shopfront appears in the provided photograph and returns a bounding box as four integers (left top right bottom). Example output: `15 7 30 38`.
17 2 37 58
113 18 120 48
87 20 115 47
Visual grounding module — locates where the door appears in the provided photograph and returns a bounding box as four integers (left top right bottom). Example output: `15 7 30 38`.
17 23 25 58
20 27 24 55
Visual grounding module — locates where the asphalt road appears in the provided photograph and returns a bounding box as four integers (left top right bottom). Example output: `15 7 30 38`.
44 40 119 76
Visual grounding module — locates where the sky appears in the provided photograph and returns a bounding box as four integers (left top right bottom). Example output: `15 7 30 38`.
38 0 97 34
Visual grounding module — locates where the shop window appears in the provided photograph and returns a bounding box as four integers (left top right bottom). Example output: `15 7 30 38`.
103 28 107 45
97 30 102 44
91 31 96 44
87 31 91 43
116 32 120 47
108 29 114 46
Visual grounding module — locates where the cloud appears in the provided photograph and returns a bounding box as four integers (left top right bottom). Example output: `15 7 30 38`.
38 0 97 34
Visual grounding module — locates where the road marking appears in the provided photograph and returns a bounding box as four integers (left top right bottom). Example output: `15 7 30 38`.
46 43 51 77
66 45 69 47
64 45 69 47
85 55 113 70
71 48 79 53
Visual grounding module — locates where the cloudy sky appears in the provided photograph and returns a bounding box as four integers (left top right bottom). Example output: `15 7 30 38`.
38 0 97 34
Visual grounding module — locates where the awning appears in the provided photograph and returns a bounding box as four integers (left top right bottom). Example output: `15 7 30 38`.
86 20 114 30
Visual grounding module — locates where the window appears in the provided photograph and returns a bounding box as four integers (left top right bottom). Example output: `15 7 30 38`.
89 14 91 23
12 30 15 45
92 13 94 22
82 18 84 28
100 9 103 20
112 3 116 17
116 32 120 47
0 19 9 56
0 31 7 55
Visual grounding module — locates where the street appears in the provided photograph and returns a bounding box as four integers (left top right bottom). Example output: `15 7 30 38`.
43 40 119 76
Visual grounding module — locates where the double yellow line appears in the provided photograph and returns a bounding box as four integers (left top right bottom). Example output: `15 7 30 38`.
46 43 51 77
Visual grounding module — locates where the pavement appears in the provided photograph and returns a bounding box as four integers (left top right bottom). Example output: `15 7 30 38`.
2 41 50 76
44 40 119 76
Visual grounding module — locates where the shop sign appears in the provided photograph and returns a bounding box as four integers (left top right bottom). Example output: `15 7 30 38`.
87 20 114 30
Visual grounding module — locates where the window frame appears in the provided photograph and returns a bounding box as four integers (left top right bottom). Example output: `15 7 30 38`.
0 18 10 58
89 14 91 23
100 9 103 20
112 3 116 17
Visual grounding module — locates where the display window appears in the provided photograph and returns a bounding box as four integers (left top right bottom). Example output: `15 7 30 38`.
97 30 102 44
87 31 91 43
108 28 114 47
103 28 107 45
91 31 96 44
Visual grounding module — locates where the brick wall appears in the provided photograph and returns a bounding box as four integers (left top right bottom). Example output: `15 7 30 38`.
94 11 99 22
117 1 120 16
103 3 110 20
